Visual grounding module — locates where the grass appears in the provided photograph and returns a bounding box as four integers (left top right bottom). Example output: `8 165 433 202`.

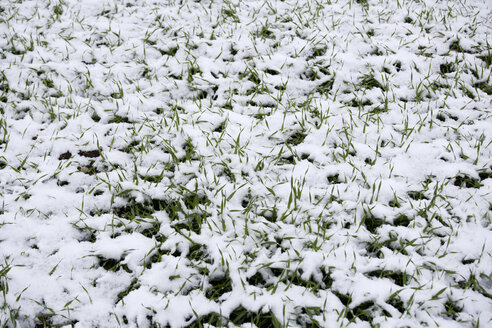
0 0 490 327
205 273 233 301
366 269 410 287
229 306 282 328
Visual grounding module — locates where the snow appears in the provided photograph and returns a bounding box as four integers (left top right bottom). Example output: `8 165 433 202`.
0 0 491 327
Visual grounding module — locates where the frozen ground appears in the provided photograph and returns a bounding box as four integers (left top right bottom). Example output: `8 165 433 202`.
0 0 491 327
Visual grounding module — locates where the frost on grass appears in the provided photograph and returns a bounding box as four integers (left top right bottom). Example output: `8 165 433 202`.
0 0 492 327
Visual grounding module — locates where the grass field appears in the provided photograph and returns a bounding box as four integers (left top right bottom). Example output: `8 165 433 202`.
0 0 491 327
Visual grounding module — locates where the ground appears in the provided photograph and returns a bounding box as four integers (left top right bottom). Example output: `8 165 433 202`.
0 0 491 327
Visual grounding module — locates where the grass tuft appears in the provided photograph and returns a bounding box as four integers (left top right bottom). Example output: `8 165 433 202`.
206 273 233 301
361 210 384 233
229 306 281 328
286 130 307 146
453 175 481 189
367 269 409 286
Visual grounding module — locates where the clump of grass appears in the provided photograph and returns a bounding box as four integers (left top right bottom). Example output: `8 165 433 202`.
158 46 179 56
77 161 100 175
213 121 226 133
218 164 235 182
367 269 409 286
393 214 410 227
259 207 278 222
440 62 455 74
388 199 401 208
453 175 481 189
273 267 331 292
206 272 233 300
457 272 492 299
316 77 335 94
370 47 385 56
108 115 130 124
370 106 389 114
140 220 163 241
394 60 402 71
182 138 197 162
474 81 492 95
247 271 267 286
359 73 386 91
145 246 170 268
91 112 101 122
327 173 340 184
187 243 211 264
139 174 164 184
295 306 322 327
361 209 384 233
286 130 307 146
365 237 387 258
387 295 405 313
114 201 154 220
42 79 55 88
185 312 226 328
159 192 210 234
310 46 327 58
461 85 475 99
34 314 55 328
348 300 376 322
1 0 491 326
347 98 373 108
264 68 280 76
110 92 123 99
436 112 446 121
449 39 464 53
333 292 379 323
253 25 274 39
443 297 463 320
116 278 140 303
229 305 281 328
478 169 492 181
478 48 491 67
407 190 428 201
0 73 9 93
173 213 208 234
222 7 239 22
97 255 130 273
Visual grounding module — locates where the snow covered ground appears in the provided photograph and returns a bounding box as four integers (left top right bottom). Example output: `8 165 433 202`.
0 0 491 327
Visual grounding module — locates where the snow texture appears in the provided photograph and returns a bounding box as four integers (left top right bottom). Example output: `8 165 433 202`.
0 0 491 327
